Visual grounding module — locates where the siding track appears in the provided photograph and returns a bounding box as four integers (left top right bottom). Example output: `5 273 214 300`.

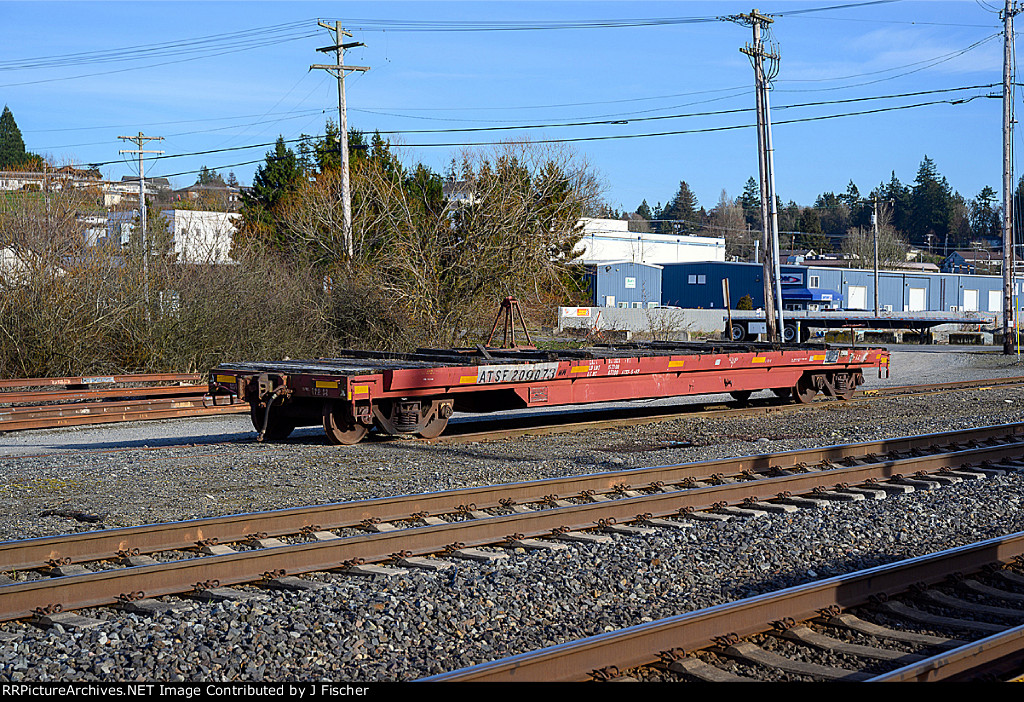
3 423 1024 636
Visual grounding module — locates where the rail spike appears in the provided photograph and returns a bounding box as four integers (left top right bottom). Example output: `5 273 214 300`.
771 617 796 631
589 666 621 682
659 648 687 664
712 632 740 647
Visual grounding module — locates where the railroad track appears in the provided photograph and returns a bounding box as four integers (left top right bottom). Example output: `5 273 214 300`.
428 531 1024 682
0 372 246 433
430 374 1024 445
3 422 1024 635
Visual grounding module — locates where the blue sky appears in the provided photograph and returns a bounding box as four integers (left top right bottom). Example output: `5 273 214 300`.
1 1 1015 213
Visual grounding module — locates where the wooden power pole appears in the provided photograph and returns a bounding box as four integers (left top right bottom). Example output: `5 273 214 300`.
311 20 369 261
736 9 783 342
1003 1 1020 354
118 131 164 322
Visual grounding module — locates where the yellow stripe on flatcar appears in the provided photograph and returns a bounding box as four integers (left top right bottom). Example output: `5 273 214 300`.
752 356 766 363
353 385 369 395
668 360 685 368
570 365 591 373
460 376 477 384
215 374 236 384
812 354 826 361
316 380 339 389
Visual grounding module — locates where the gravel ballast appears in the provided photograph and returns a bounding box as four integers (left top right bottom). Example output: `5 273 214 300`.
1 347 1024 681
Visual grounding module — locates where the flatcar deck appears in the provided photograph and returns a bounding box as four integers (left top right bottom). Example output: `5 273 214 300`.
210 341 889 445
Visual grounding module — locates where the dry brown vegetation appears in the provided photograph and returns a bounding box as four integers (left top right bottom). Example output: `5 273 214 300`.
0 141 601 377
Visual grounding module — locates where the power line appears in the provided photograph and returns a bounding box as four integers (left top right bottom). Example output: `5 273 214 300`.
119 93 982 181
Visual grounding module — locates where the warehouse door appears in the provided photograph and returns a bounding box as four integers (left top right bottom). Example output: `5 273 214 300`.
963 289 979 312
908 287 926 312
989 290 1002 312
847 285 867 310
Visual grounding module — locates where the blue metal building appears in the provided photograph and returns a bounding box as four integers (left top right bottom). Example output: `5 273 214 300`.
660 261 1024 315
585 261 663 308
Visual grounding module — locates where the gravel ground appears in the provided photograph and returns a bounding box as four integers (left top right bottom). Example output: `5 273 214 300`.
2 347 1024 681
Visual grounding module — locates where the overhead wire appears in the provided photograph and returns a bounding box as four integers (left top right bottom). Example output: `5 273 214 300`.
100 90 989 179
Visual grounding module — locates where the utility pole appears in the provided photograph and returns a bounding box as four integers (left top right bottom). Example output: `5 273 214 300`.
873 197 881 316
1003 1 1020 355
118 132 164 323
311 20 369 261
736 9 783 342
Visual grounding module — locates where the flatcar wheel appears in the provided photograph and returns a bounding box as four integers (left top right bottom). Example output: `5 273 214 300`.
417 414 449 439
250 404 295 441
793 374 818 404
729 390 752 404
322 401 368 445
416 399 454 439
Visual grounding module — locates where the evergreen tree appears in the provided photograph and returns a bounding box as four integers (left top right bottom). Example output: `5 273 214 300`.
814 191 851 244
969 185 1000 243
196 165 225 186
909 156 953 251
660 180 700 233
739 176 761 231
878 171 911 236
237 136 304 250
795 208 831 252
0 106 33 169
635 200 653 221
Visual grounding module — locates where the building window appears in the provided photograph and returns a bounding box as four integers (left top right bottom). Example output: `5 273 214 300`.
808 275 820 288
687 274 706 285
617 302 628 308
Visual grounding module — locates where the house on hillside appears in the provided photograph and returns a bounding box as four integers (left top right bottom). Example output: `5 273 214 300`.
104 209 238 264
941 249 1014 275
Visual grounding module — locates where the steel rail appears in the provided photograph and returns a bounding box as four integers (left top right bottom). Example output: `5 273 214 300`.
0 384 209 406
0 373 204 390
0 372 247 432
423 531 1024 682
860 375 1024 397
1 440 1022 623
3 423 1021 572
434 375 1024 445
0 398 246 432
868 623 1024 682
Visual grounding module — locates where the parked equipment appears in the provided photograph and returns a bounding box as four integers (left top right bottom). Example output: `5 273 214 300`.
209 341 889 445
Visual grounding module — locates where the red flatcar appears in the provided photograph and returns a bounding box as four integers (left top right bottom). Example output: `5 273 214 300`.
209 341 889 445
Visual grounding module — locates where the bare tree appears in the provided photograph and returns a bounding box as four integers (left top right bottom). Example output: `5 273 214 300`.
841 203 909 270
707 189 752 260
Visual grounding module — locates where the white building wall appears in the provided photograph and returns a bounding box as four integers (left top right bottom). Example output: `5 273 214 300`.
577 218 725 265
103 209 238 263
162 210 238 264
